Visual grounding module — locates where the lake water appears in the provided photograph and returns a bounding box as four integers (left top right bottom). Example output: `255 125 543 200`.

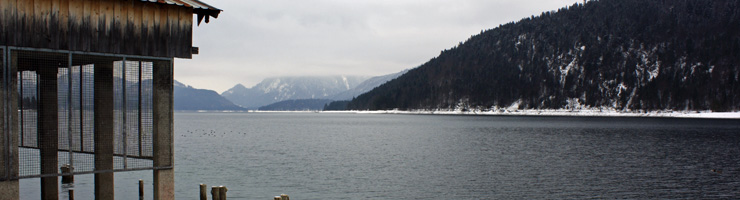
20 112 740 199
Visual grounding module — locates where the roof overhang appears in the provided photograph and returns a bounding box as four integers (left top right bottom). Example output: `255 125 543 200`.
141 0 222 25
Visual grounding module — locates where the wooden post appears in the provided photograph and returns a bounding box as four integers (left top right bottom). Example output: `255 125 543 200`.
39 64 59 200
218 186 227 200
61 164 74 184
211 186 220 200
94 60 115 200
0 48 20 200
139 179 144 200
68 189 74 200
280 194 289 200
199 184 207 200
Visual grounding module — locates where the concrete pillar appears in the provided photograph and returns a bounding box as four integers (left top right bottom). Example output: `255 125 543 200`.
39 66 59 200
152 60 174 200
0 50 20 200
94 61 114 200
0 181 19 200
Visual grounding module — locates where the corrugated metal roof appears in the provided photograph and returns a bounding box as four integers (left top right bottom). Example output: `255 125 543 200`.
141 0 221 11
141 0 221 25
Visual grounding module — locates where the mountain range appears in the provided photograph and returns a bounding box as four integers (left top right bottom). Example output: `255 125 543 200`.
347 0 740 112
222 72 406 110
220 76 368 109
174 80 246 111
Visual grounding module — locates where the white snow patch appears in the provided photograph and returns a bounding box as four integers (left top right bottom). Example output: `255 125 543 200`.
616 83 627 96
507 100 522 111
342 75 350 90
345 109 740 119
560 58 577 86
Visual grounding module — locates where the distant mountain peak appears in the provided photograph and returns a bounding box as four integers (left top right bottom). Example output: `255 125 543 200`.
221 75 371 109
174 80 245 111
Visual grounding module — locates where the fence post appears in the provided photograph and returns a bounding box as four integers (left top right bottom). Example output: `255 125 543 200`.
68 189 74 200
211 186 221 200
139 179 144 200
199 184 207 200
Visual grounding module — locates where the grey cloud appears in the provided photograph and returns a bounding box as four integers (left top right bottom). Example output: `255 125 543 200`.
177 0 581 92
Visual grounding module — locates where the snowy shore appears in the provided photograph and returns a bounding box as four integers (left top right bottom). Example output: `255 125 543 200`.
324 109 740 119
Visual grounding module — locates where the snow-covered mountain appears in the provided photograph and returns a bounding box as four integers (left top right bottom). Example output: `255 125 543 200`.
221 76 369 109
329 69 409 100
174 80 245 111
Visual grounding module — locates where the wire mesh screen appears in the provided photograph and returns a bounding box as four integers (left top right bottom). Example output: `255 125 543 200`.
113 60 155 170
8 48 166 179
17 68 40 174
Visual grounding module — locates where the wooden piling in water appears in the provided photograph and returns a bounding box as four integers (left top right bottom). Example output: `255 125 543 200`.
200 184 207 200
211 186 221 200
139 179 144 200
61 164 74 184
219 186 228 200
274 196 281 200
280 194 289 200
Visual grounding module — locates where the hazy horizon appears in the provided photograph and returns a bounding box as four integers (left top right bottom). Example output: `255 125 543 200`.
175 0 582 93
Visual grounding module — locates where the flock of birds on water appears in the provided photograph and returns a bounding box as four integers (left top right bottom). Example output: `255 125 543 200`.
181 129 248 138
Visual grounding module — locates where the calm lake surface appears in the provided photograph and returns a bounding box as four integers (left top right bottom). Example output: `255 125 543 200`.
21 112 740 199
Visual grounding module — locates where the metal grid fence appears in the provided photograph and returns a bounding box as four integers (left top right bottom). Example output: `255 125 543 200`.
3 47 169 179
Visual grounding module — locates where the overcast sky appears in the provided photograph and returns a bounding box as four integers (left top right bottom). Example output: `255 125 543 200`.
175 0 582 93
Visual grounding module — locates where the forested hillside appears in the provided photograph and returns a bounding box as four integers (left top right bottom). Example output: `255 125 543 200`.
348 0 740 111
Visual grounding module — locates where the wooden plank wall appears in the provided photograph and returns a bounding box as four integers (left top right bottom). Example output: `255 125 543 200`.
0 0 194 59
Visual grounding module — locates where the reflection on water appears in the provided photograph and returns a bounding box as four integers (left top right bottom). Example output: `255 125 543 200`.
20 113 740 199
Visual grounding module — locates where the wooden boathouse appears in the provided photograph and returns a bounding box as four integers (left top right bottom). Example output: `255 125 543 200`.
0 0 221 199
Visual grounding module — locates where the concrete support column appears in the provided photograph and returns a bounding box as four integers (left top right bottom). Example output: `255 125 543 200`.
152 60 174 200
94 62 114 200
0 50 20 200
39 66 59 200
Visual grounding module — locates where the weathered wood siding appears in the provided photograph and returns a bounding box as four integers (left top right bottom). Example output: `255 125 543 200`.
0 0 194 58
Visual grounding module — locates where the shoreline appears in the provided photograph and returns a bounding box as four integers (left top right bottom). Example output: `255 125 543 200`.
175 109 740 119
325 109 740 119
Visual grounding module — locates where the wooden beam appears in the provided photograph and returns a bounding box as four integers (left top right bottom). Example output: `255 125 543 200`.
111 0 122 54
97 0 110 54
18 0 31 47
153 3 163 58
39 63 59 200
132 0 142 55
142 2 154 56
94 61 115 200
179 6 192 58
50 0 61 49
33 0 48 48
59 0 70 50
82 0 92 52
0 46 20 200
89 0 99 52
0 0 8 45
68 0 82 51
167 5 179 58
120 0 131 54
2 0 16 45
